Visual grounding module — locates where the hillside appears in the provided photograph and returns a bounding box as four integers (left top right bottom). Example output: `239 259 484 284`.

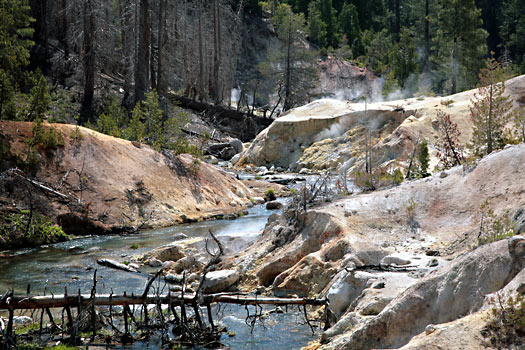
238 75 525 173
0 121 264 235
226 143 525 349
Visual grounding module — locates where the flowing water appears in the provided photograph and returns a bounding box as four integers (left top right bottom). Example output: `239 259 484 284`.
0 202 316 349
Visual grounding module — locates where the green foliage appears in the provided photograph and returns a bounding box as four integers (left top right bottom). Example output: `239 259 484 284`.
390 28 418 89
0 0 34 120
512 103 525 143
265 188 276 201
313 0 338 48
307 2 327 47
360 29 393 74
483 293 525 349
501 0 525 72
48 88 76 123
353 167 403 192
70 126 83 143
26 75 51 121
434 0 487 93
417 139 430 178
477 199 516 245
469 54 515 157
436 110 464 170
96 94 128 138
26 118 65 151
338 2 362 56
0 210 68 249
263 4 318 111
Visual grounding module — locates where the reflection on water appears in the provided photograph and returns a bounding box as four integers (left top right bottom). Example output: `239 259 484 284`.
0 201 316 349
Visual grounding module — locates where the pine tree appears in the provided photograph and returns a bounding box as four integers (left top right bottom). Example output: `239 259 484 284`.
435 0 487 94
338 2 362 56
417 139 430 177
307 2 327 47
512 103 525 143
390 27 418 89
0 0 34 119
436 110 464 169
501 0 525 72
315 0 338 47
26 75 51 121
263 4 318 111
469 54 514 157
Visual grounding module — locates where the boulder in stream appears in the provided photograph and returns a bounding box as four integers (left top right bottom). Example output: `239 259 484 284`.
201 270 240 293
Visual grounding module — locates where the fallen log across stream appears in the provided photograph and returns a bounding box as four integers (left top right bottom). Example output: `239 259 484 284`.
0 292 327 310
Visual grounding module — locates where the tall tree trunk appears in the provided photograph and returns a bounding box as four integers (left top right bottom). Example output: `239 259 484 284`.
58 0 69 59
135 0 150 105
150 20 156 91
394 0 400 41
81 0 96 122
424 0 429 69
157 0 168 101
197 0 205 101
121 0 134 109
283 22 292 111
211 0 221 103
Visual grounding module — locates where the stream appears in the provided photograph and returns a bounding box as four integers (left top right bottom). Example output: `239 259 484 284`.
0 201 316 349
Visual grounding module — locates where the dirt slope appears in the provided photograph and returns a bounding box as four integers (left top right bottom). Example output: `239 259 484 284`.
0 121 255 234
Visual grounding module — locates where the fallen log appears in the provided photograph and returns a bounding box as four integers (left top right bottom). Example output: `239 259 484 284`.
0 293 326 310
96 259 138 273
168 94 273 142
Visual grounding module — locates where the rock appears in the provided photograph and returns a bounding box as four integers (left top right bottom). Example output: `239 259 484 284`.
201 270 240 293
508 235 525 257
322 312 364 341
440 171 448 178
326 270 374 317
425 250 440 256
147 258 162 267
359 296 393 316
253 197 265 204
142 242 186 263
334 240 520 350
372 281 386 289
266 201 283 210
165 273 183 284
236 188 245 198
272 254 337 297
299 168 309 175
425 324 437 335
428 258 439 267
129 263 140 270
162 260 175 269
381 255 411 266
230 153 242 165
97 259 137 273
256 166 268 173
13 316 33 326
204 155 219 164
229 138 243 154
172 256 204 274
173 233 189 240
245 165 252 172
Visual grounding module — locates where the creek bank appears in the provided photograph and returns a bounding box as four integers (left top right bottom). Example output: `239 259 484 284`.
0 121 287 249
221 144 525 349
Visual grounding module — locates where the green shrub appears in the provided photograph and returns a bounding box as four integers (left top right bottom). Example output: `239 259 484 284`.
482 293 525 348
477 200 515 245
70 126 83 143
265 188 276 201
0 210 68 249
